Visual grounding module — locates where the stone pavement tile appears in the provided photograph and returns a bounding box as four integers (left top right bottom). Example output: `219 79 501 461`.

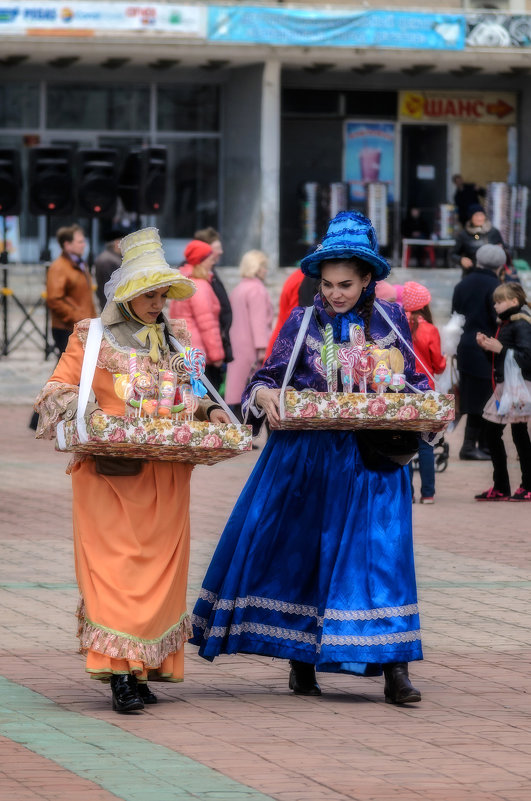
2 406 531 801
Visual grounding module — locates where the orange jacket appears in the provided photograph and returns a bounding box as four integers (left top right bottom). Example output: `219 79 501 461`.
46 253 96 330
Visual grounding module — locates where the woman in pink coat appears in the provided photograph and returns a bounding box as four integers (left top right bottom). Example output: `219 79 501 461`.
225 250 273 417
169 240 225 388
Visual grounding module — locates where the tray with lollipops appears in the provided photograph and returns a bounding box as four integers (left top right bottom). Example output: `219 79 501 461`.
56 326 253 465
277 322 454 432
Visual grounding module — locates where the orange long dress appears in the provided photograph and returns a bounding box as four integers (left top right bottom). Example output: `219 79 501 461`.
43 323 193 682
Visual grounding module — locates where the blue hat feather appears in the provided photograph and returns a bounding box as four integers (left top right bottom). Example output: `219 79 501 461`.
300 211 390 281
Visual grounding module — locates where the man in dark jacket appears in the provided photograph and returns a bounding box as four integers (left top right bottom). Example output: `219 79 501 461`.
452 174 486 227
452 244 504 459
94 229 124 310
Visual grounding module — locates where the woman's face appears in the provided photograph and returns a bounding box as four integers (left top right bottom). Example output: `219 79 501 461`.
198 253 217 275
320 262 371 314
471 211 486 228
130 286 170 323
494 296 519 316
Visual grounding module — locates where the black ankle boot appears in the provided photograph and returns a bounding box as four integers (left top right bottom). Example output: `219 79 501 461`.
288 660 321 696
137 682 158 704
110 674 144 713
383 663 421 704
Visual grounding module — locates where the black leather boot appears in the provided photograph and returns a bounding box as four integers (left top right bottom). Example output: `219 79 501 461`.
383 663 421 704
288 660 321 696
110 674 144 713
137 682 158 704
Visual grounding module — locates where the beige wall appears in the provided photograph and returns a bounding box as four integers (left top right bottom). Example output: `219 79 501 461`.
459 124 510 186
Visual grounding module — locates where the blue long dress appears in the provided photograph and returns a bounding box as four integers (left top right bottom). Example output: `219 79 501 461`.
190 296 429 676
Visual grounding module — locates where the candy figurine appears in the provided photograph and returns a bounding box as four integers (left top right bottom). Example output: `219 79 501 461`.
371 360 393 394
356 351 374 393
158 369 177 417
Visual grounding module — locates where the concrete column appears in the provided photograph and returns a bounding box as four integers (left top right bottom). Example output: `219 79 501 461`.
260 60 281 270
517 86 531 261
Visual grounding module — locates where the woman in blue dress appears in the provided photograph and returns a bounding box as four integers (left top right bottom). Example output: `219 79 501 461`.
190 212 429 704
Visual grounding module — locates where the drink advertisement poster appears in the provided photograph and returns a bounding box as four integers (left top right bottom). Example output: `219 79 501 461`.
343 122 395 203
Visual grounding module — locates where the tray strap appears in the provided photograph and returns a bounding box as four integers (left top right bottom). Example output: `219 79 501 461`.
279 305 314 420
373 300 435 390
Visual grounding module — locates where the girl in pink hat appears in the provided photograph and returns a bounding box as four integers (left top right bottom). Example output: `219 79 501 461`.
403 281 446 503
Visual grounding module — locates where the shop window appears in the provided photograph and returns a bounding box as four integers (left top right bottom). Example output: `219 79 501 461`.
0 84 39 129
46 84 150 131
344 92 397 118
157 85 219 132
282 89 341 116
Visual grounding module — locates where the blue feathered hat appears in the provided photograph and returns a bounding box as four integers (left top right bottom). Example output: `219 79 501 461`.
300 211 390 281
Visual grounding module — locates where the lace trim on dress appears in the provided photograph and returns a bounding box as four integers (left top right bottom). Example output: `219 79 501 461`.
200 620 318 645
75 320 172 375
34 381 79 439
322 630 421 647
76 598 192 667
373 330 397 348
198 589 417 623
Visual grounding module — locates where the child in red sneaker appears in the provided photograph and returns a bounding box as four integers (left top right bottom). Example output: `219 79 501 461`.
476 282 531 501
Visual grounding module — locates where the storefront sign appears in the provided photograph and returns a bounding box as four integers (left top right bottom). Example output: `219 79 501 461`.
399 91 517 125
343 122 395 203
208 8 465 50
467 13 531 47
0 2 206 37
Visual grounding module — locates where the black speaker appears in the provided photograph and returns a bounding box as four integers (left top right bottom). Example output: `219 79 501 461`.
76 148 119 218
29 145 74 216
118 146 167 214
0 148 22 216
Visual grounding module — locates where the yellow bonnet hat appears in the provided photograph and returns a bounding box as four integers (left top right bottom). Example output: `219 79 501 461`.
106 227 196 303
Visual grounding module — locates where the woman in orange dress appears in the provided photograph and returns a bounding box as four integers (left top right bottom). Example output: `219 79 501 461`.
35 228 229 713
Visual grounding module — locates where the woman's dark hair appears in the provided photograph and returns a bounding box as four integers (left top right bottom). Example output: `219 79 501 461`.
409 304 433 337
320 257 375 333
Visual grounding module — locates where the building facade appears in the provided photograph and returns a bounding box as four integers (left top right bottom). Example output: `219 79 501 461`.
1 2 531 265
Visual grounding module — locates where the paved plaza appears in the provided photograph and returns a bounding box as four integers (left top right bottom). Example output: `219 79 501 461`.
1 396 530 801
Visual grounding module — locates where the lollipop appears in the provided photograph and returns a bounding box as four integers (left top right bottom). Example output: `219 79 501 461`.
337 347 360 394
180 384 199 421
113 373 134 402
131 370 157 417
322 324 337 392
371 360 393 394
182 347 207 398
356 351 374 394
169 352 188 383
349 324 366 349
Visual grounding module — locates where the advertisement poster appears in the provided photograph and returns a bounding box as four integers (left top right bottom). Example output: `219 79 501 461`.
344 122 395 203
0 217 21 262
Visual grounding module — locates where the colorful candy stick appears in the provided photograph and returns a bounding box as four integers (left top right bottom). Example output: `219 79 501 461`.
182 347 207 397
323 324 337 392
349 324 366 349
158 369 176 417
181 384 199 422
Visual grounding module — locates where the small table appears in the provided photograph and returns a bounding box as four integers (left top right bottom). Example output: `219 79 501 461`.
401 238 456 269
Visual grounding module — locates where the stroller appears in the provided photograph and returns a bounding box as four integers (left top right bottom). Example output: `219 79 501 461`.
411 437 450 473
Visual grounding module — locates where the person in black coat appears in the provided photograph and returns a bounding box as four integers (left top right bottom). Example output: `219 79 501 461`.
452 243 504 460
475 282 531 501
452 175 486 227
452 205 507 276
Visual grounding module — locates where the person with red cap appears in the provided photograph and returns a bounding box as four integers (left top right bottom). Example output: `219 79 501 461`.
403 281 446 504
169 240 225 388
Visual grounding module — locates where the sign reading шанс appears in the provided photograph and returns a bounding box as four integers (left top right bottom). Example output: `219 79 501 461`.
399 91 516 125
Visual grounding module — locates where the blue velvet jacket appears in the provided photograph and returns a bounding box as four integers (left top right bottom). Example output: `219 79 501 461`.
242 295 430 432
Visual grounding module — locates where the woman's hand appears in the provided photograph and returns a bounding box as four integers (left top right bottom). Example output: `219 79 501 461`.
461 256 473 269
476 332 502 353
255 387 281 427
209 408 231 424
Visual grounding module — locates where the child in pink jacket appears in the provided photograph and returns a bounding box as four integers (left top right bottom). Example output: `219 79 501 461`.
169 240 225 388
